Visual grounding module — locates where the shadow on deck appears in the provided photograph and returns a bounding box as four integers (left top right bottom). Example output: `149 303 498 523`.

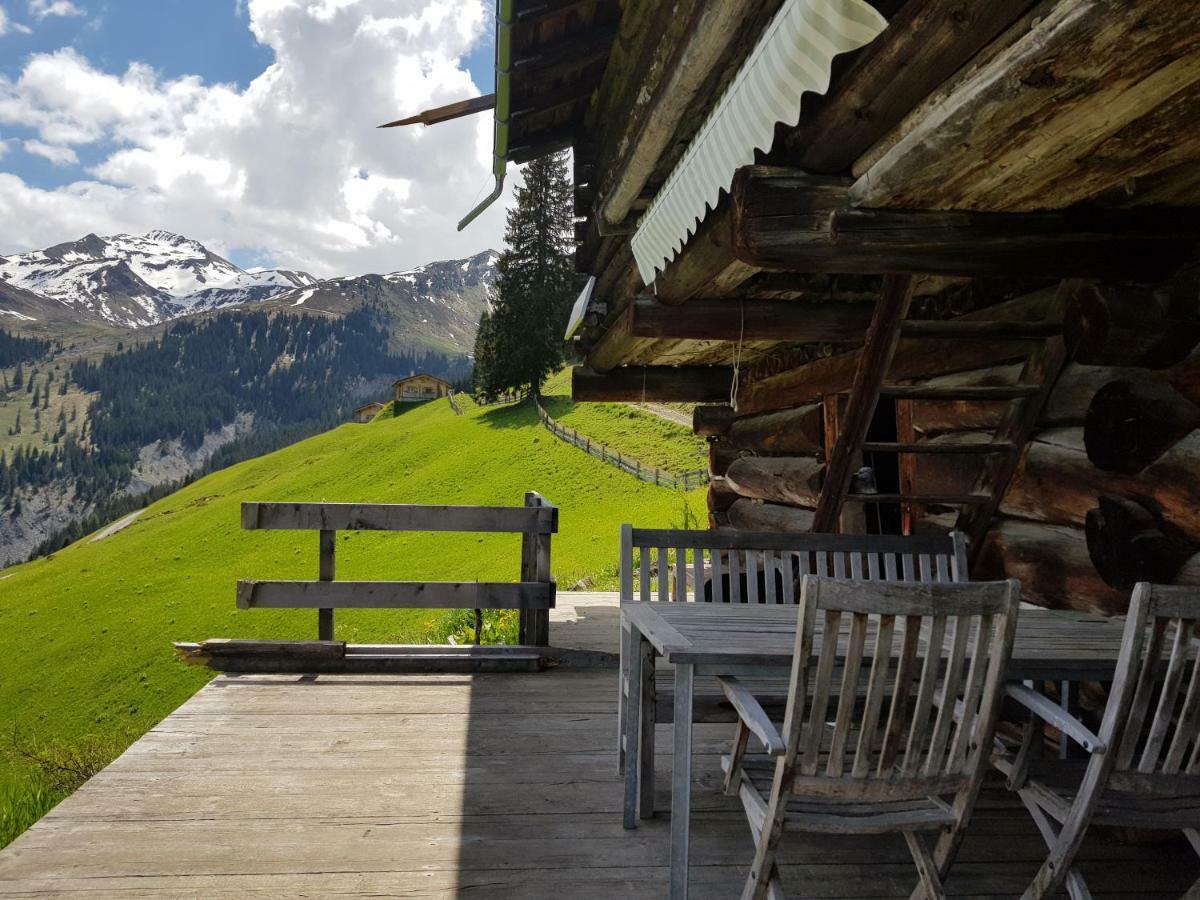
0 593 1195 897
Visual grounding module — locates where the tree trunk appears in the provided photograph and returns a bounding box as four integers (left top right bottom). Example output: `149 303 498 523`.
728 403 823 454
1083 380 1200 473
1084 495 1199 591
726 499 815 533
975 518 1126 616
725 456 825 507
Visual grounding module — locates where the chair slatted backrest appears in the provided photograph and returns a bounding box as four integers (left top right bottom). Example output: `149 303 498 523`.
781 576 1021 802
1104 584 1200 785
619 527 969 603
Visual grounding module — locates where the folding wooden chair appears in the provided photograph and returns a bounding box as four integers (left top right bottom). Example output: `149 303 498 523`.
721 575 1021 900
995 582 1200 900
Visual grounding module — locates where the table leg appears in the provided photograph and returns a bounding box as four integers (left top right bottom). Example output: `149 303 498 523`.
623 628 644 829
638 637 656 820
618 619 631 775
670 662 694 900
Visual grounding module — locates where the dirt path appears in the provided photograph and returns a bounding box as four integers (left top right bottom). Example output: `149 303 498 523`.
89 509 145 543
628 403 692 429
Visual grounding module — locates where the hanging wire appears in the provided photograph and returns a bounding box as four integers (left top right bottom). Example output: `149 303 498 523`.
729 301 746 412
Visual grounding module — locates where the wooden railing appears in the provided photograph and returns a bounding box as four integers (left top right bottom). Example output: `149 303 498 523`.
536 399 708 491
238 493 558 645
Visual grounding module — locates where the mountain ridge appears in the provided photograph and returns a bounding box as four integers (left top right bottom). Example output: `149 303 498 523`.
1 232 498 349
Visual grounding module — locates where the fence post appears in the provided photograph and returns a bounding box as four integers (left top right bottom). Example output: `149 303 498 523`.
520 492 552 646
318 529 335 640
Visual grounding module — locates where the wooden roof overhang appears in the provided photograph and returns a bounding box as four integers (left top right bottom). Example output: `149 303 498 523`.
502 0 621 165
565 0 1200 399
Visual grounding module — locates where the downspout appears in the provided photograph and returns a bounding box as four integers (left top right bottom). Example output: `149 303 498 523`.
458 0 514 231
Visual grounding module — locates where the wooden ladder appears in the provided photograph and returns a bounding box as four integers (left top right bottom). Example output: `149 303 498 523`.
811 275 1069 565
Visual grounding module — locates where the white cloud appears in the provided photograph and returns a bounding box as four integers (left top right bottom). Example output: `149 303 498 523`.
27 0 84 19
22 138 77 164
0 0 510 275
0 7 33 34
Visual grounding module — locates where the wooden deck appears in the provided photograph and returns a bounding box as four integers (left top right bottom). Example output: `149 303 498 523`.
0 593 1196 898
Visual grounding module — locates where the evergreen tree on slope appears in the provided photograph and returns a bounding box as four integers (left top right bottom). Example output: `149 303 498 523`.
472 150 575 399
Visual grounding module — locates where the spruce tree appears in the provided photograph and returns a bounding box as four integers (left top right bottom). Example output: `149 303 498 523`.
472 150 576 398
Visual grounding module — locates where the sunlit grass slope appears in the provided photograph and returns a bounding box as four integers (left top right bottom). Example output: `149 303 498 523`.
0 395 703 844
539 368 707 473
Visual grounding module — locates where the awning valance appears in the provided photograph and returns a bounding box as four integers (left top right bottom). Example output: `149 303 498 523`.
630 0 887 286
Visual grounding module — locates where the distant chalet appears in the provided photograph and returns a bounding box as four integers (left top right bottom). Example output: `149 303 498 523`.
352 401 386 424
394 374 452 403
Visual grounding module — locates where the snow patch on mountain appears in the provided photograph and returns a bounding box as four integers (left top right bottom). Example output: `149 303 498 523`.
0 231 317 327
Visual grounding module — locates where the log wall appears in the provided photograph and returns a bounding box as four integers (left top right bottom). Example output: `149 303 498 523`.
702 274 1200 617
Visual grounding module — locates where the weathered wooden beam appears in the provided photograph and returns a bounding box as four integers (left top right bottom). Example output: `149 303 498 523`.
1064 281 1200 368
811 274 915 533
849 0 1200 211
737 286 1066 415
1084 380 1200 474
693 405 735 437
728 404 824 455
725 456 825 508
237 580 555 610
512 25 617 75
570 366 733 403
241 502 558 534
626 296 874 342
731 167 1200 279
773 0 1037 173
595 1 760 229
378 94 495 129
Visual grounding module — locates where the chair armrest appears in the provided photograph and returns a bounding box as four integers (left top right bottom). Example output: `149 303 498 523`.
719 677 786 756
1005 684 1106 754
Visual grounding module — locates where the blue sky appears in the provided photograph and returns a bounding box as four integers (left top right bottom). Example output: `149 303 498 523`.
0 1 506 275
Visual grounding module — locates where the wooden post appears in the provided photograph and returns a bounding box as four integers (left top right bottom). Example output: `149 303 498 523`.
522 491 552 646
318 529 334 641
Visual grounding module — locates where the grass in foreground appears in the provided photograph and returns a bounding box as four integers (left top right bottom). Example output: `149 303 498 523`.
0 394 703 846
539 368 707 473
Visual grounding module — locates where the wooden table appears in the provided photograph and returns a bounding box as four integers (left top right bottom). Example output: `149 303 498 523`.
619 601 1129 900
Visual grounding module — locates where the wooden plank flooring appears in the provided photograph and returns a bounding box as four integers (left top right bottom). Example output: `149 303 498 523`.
0 593 1196 898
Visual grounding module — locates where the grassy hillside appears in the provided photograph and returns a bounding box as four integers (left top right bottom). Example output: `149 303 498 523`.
0 394 703 845
539 368 707 473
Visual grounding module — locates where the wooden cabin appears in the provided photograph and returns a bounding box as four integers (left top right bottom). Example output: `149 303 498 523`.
351 401 387 423
428 0 1200 620
393 373 451 403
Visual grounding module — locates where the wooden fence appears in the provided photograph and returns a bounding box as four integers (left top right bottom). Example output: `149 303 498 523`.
535 399 708 491
238 493 558 645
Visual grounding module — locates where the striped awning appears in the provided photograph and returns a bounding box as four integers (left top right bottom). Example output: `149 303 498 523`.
630 0 887 286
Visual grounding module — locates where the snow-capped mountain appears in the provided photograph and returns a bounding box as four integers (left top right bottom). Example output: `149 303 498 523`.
265 249 499 353
0 231 317 327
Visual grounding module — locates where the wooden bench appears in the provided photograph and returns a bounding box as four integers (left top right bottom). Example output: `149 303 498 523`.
238 492 558 645
616 526 969 772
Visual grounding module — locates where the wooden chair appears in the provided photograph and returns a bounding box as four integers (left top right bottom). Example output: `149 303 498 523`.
722 575 1021 900
617 527 970 775
995 582 1200 900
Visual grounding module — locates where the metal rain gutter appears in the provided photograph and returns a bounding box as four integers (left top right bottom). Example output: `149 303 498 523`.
458 0 513 231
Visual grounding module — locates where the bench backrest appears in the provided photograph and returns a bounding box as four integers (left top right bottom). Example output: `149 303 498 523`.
238 492 557 644
619 526 968 603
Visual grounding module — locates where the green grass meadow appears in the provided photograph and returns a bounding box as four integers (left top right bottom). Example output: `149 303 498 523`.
0 394 703 846
539 368 708 474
